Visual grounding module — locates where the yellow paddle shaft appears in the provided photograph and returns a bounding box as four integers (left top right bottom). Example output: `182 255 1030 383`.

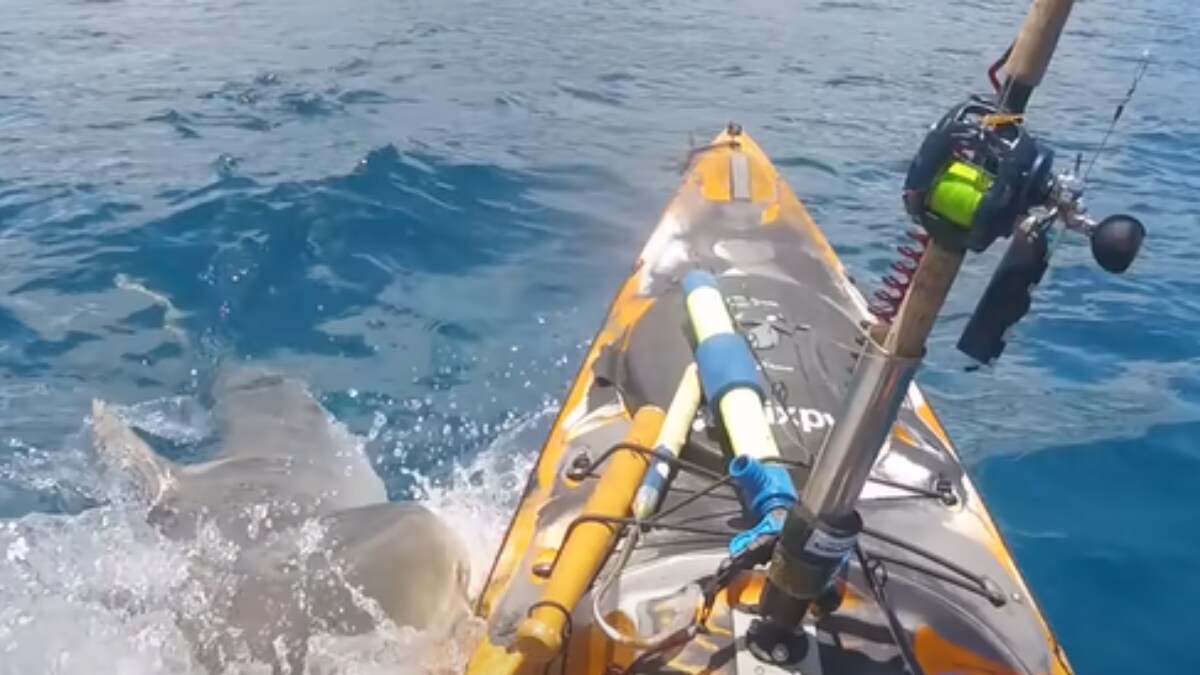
514 405 667 664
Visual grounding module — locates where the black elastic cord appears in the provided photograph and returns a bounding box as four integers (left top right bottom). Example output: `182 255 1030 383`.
859 526 1006 606
526 600 573 675
574 442 726 483
541 513 735 579
767 455 947 501
652 473 738 521
679 139 741 173
856 545 928 675
610 625 699 674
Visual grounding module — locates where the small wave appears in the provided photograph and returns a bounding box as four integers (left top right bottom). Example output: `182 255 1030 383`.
823 73 888 89
597 70 636 84
145 109 201 139
337 89 393 106
279 91 343 118
333 58 372 76
774 155 841 177
817 1 892 10
555 81 625 108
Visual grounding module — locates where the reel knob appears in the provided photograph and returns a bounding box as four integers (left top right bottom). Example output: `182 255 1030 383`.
1091 214 1145 274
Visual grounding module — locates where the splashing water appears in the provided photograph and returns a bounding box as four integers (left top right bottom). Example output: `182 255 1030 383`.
0 395 553 674
0 505 198 674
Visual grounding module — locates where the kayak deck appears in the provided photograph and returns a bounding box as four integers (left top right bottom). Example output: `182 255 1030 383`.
467 126 1072 675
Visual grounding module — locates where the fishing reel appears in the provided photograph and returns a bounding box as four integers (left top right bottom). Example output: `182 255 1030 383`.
902 96 1056 254
901 96 1146 365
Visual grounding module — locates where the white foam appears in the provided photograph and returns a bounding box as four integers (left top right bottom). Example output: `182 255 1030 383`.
0 396 557 674
404 404 552 598
0 506 200 675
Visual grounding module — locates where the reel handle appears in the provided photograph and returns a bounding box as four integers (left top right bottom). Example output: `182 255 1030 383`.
1090 214 1145 274
1060 206 1146 274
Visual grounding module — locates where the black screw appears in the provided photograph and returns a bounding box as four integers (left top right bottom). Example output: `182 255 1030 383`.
566 452 592 481
771 643 790 662
934 477 959 507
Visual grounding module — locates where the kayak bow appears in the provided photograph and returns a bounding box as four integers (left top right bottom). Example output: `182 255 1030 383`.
464 125 1075 675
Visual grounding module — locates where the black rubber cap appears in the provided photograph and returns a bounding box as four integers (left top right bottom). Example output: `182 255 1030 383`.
1091 215 1146 274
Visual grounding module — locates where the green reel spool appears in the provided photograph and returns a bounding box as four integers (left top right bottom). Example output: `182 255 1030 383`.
927 160 994 231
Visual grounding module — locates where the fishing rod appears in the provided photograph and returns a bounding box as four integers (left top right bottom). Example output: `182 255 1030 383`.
744 0 1147 666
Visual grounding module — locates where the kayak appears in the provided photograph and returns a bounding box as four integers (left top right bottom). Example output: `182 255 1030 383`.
464 125 1073 675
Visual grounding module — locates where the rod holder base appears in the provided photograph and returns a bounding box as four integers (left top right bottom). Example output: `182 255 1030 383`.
746 612 810 667
748 504 862 657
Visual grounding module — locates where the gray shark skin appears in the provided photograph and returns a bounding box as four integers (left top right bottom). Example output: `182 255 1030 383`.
91 364 472 674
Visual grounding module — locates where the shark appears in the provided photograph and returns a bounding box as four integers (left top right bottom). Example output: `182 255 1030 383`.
90 364 473 674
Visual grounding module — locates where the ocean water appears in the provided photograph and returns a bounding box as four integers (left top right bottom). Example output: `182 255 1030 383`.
0 0 1196 672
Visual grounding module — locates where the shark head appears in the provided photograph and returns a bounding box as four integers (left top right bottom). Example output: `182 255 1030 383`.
90 364 387 544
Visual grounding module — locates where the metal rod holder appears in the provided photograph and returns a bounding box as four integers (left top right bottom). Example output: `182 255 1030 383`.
801 326 922 522
746 328 923 666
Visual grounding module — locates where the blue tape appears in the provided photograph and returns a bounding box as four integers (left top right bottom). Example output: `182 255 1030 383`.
729 456 798 519
633 445 682 517
639 467 667 496
695 333 764 412
682 269 719 296
638 445 676 495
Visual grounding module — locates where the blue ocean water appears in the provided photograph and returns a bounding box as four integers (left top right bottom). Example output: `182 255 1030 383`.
0 0 1196 672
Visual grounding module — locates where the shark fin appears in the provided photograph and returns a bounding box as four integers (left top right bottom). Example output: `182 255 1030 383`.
91 399 180 504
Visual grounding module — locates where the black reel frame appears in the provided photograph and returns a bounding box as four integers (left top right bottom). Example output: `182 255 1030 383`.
903 95 1145 366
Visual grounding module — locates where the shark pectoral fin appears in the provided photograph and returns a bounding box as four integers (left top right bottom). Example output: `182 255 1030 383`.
319 502 474 634
91 398 179 504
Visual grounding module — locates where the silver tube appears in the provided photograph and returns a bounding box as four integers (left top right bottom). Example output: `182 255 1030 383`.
801 329 921 520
